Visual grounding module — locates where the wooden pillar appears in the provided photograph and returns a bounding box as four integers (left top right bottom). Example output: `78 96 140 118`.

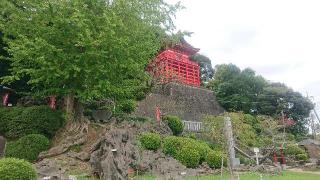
193 65 196 86
178 61 181 82
197 65 200 86
185 63 188 84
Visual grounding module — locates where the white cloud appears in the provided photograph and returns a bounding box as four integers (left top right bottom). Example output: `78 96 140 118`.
168 0 320 106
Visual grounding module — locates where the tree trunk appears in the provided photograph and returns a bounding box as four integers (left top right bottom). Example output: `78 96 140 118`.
74 99 85 122
64 93 75 121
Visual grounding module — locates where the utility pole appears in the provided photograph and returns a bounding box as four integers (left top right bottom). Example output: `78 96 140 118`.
224 116 236 179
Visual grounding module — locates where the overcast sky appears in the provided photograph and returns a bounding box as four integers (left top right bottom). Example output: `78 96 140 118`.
168 0 320 113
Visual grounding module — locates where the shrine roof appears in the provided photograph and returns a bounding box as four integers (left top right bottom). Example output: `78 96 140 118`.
173 38 200 56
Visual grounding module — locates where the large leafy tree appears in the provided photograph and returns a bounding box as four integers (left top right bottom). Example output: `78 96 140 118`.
1 31 30 93
0 0 181 118
257 83 314 136
0 31 9 79
209 64 266 113
190 54 214 86
209 63 313 136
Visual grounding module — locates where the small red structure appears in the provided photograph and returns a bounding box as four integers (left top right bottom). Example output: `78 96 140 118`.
0 85 14 106
155 107 161 125
48 95 57 109
147 39 200 87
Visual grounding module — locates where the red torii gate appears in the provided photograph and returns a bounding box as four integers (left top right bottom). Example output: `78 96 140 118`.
147 39 201 87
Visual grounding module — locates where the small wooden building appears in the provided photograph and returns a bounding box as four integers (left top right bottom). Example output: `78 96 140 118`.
147 39 200 87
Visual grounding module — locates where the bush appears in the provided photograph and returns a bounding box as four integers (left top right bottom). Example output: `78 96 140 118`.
5 134 50 162
0 107 24 134
117 100 136 113
286 144 305 156
195 141 212 162
163 136 183 156
206 150 225 168
183 132 196 139
0 158 37 180
163 115 184 135
296 153 308 162
139 132 161 150
176 146 200 168
163 136 213 167
5 106 64 138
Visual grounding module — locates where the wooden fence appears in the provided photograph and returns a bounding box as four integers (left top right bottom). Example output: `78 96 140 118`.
183 120 202 132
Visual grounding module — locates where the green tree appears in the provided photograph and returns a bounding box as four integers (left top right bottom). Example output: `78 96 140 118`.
190 54 214 86
257 83 314 136
209 63 313 136
0 0 181 119
209 64 266 113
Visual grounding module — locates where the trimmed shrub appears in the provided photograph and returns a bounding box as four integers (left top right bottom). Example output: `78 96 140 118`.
176 146 200 168
195 141 212 162
5 134 50 162
0 158 37 180
286 144 305 156
163 136 183 156
163 115 184 135
6 106 64 138
139 132 161 150
296 153 308 162
206 150 225 168
0 107 24 134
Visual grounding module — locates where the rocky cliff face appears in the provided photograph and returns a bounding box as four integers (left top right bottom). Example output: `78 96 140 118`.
89 121 205 180
134 83 224 122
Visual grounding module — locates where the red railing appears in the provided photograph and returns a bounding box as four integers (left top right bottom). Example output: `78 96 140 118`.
148 49 200 87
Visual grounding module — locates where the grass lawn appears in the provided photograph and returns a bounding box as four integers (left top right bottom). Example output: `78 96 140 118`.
137 171 320 180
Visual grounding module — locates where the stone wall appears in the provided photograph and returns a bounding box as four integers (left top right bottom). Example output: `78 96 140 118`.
134 83 224 122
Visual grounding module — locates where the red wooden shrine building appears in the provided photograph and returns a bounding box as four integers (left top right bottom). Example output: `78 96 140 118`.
147 39 201 87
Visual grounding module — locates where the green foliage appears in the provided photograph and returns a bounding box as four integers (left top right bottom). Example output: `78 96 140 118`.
176 146 200 168
5 134 50 162
190 54 214 86
0 107 24 134
116 100 136 113
183 132 196 139
194 141 211 163
163 136 215 168
0 0 181 105
0 158 37 180
2 106 64 139
296 153 308 162
285 144 305 156
163 136 183 156
163 115 184 135
238 153 254 165
206 150 225 168
139 132 161 151
209 64 266 113
209 63 314 137
203 112 259 147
